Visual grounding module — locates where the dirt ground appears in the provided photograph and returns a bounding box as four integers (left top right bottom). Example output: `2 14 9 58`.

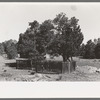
0 56 100 81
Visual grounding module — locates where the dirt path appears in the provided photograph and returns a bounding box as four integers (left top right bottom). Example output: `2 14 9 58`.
0 56 30 81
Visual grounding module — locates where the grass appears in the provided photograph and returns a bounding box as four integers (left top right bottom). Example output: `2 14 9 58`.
75 58 100 68
52 56 100 68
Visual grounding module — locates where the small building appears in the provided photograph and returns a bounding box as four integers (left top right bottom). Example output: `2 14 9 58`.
16 58 31 69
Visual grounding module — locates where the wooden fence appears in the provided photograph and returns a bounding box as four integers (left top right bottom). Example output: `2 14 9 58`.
16 58 76 74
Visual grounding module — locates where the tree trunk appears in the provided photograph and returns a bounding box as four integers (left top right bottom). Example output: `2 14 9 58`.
62 55 66 62
71 56 73 61
62 54 71 62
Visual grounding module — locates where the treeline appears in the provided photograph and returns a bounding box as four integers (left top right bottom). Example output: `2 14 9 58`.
79 38 100 59
0 39 18 59
1 12 100 60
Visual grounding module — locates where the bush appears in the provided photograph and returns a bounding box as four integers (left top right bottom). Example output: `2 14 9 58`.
3 39 18 59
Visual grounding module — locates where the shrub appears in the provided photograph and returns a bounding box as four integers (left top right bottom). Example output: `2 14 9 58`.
3 40 18 59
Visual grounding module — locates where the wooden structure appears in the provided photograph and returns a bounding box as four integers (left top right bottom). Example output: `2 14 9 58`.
16 58 31 69
16 58 76 74
62 61 76 74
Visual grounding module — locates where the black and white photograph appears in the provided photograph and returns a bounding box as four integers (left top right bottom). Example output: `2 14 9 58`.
0 2 100 82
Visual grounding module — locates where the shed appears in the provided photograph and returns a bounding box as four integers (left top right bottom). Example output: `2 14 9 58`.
16 58 31 69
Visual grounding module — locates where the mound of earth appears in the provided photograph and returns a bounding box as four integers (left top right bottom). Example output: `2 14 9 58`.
76 65 98 73
12 74 62 82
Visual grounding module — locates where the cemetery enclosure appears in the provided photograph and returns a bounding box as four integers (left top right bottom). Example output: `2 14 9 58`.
16 59 76 74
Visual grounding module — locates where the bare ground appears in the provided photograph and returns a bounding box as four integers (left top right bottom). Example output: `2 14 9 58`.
0 56 100 81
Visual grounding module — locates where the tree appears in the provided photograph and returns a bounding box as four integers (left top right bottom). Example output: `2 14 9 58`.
36 20 55 54
79 43 85 57
47 13 84 62
98 38 100 44
83 40 95 59
17 33 35 58
17 13 84 62
3 39 18 59
17 20 55 58
94 38 98 45
17 20 40 58
94 43 100 59
0 43 5 54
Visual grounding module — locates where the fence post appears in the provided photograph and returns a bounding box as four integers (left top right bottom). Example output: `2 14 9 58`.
62 61 76 74
68 61 70 74
62 61 70 73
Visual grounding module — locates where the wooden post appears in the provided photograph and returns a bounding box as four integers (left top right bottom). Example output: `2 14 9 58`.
68 61 70 74
62 61 71 74
30 59 33 69
16 60 17 69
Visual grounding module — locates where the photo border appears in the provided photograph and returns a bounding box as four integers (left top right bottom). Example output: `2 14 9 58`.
0 0 99 100
0 0 100 2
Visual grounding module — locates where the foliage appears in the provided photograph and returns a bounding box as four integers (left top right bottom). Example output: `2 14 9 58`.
94 43 100 59
80 39 100 59
94 38 100 44
17 20 40 58
18 19 55 58
17 33 35 58
17 13 84 62
47 13 84 61
3 39 18 59
83 40 96 59
0 43 5 54
29 49 45 62
79 43 86 57
36 20 55 54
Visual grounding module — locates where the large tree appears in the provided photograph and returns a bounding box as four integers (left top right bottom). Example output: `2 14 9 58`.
17 13 84 62
47 13 84 62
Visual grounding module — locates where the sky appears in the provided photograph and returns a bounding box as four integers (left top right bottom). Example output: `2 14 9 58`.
0 3 100 44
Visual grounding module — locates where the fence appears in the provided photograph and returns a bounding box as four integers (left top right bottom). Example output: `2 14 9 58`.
32 60 76 74
15 58 76 74
34 60 62 74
